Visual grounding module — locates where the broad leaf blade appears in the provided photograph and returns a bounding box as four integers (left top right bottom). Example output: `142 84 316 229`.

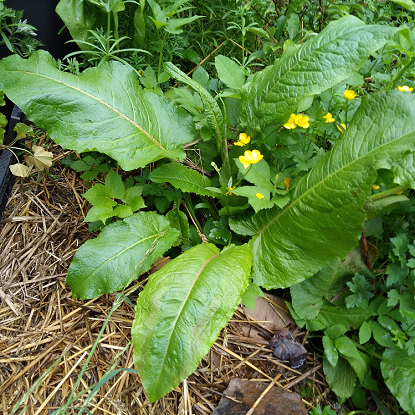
132 243 252 402
381 348 415 414
67 211 180 299
251 91 415 288
0 51 196 170
239 16 396 129
149 162 218 196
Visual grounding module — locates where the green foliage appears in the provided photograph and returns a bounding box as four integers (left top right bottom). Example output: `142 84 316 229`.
0 2 41 57
132 243 251 401
0 51 195 170
3 7 415 410
67 211 179 299
309 404 337 415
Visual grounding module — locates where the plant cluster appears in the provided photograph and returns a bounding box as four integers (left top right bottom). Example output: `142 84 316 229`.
2 0 415 413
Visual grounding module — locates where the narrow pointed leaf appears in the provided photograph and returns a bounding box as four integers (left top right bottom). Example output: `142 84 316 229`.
0 51 196 170
67 211 180 299
164 62 224 146
149 162 218 196
132 243 252 402
239 16 396 129
250 91 415 288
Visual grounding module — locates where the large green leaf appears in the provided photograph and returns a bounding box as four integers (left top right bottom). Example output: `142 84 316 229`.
56 0 108 50
67 211 179 299
239 16 395 129
249 91 415 289
0 51 196 170
149 162 218 197
381 348 415 414
132 243 252 402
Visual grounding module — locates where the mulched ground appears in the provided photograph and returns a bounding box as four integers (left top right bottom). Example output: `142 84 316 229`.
0 141 333 414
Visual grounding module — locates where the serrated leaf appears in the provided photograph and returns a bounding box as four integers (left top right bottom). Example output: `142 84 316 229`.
105 170 124 200
323 335 339 368
241 282 265 314
67 211 180 299
84 206 115 223
132 243 252 401
123 189 146 212
166 207 189 245
249 91 415 289
323 355 357 399
0 51 195 170
113 204 133 218
381 348 415 414
69 160 91 172
149 162 218 197
240 15 395 129
215 55 245 90
83 184 117 209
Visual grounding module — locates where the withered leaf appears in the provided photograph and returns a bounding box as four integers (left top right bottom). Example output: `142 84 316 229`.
9 163 31 177
269 328 307 369
25 145 53 171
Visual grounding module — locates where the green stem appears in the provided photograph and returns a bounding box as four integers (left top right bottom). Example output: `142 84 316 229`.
385 54 415 92
234 164 253 188
106 11 111 60
158 31 168 78
352 339 384 361
345 99 349 125
368 185 409 201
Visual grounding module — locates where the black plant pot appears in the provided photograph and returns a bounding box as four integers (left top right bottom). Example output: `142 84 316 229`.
0 104 25 218
2 0 78 60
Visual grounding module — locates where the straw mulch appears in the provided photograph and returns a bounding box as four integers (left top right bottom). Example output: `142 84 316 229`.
0 142 329 415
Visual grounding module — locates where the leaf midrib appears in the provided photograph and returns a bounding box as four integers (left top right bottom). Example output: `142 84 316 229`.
154 251 219 392
80 233 161 286
258 129 415 235
12 69 166 151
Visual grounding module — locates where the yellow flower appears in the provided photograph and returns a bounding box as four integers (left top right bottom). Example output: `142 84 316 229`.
226 186 236 195
372 184 380 190
294 114 310 128
234 132 251 147
255 193 264 199
336 123 347 133
283 177 292 190
239 149 263 169
398 85 414 92
344 90 356 100
284 114 297 129
323 112 335 123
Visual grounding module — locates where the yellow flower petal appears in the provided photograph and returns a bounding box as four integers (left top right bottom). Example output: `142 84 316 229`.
255 193 264 199
323 113 335 123
344 90 356 100
372 184 380 190
284 114 297 129
295 114 310 128
398 85 414 92
239 155 251 169
336 123 347 133
250 149 263 164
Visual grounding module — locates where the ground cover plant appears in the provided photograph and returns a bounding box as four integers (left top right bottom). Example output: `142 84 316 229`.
2 0 415 413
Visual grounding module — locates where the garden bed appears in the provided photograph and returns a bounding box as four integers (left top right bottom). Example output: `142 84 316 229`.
0 143 331 414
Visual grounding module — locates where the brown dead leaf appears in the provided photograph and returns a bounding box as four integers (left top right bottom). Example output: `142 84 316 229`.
25 145 53 171
241 294 294 341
